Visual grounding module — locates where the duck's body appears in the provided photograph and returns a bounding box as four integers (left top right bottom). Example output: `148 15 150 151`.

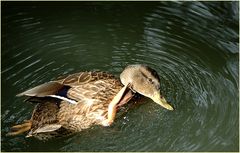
9 71 135 140
8 65 173 140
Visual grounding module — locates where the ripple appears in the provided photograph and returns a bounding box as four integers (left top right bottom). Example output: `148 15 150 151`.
2 2 238 152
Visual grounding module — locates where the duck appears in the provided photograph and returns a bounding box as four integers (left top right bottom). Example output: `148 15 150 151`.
7 64 173 140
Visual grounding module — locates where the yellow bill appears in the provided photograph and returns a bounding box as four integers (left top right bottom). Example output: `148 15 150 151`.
151 92 174 110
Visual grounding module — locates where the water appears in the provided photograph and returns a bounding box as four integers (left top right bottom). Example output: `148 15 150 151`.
1 1 239 152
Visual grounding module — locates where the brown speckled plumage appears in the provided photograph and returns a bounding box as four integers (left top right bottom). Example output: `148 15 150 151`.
8 71 134 140
56 72 123 132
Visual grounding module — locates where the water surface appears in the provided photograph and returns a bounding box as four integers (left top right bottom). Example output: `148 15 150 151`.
1 2 239 152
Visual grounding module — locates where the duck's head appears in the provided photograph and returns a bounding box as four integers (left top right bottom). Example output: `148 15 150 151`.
120 64 173 110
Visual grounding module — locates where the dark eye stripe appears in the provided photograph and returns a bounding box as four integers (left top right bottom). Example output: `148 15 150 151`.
140 70 148 79
145 67 160 82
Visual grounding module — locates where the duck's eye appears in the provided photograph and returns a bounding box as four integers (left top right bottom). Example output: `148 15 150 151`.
148 78 153 83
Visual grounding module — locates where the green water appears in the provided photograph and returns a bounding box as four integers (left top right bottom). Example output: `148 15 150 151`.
1 1 239 152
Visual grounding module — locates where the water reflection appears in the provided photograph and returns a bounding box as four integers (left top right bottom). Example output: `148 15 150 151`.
1 1 238 152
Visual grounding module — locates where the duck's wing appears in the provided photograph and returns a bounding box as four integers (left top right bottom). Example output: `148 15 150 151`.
16 72 117 104
57 71 116 86
16 81 64 97
17 71 116 97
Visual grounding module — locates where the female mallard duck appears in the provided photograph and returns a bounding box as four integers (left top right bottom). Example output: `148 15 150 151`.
8 64 173 140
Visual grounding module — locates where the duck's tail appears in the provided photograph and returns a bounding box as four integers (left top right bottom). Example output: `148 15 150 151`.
7 120 32 136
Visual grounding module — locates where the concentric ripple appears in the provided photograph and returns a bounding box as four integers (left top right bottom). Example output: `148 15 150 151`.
2 2 238 152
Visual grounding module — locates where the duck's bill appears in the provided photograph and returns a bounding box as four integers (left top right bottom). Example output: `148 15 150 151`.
152 92 174 110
